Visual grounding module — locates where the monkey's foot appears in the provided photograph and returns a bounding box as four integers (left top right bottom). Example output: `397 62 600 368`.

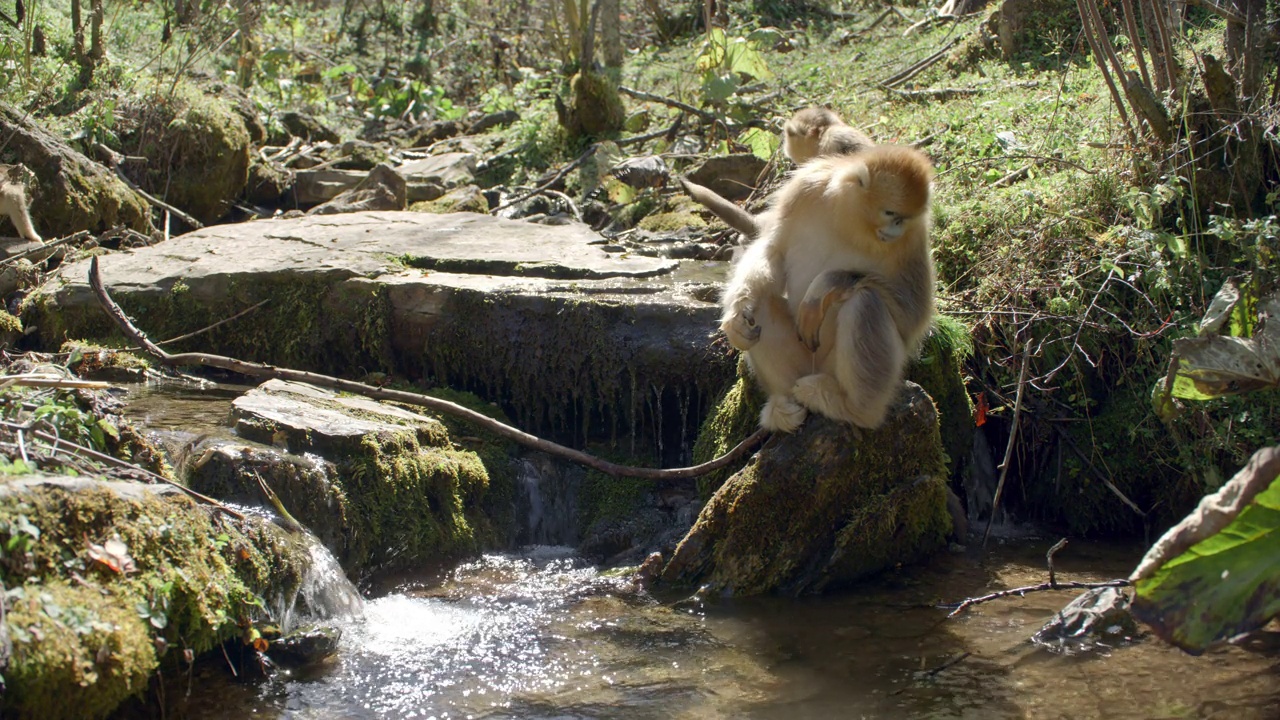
793 374 880 432
795 299 824 352
760 395 807 433
720 308 761 351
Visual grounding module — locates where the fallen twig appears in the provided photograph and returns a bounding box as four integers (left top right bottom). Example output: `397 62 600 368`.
153 299 270 348
946 578 1131 618
886 86 981 101
948 536 1131 617
618 85 719 125
89 258 769 480
991 164 1030 187
491 146 596 215
0 373 111 389
879 37 961 88
616 116 685 148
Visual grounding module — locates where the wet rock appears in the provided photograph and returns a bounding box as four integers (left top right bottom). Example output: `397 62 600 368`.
1033 586 1138 652
186 378 498 575
232 378 449 455
266 625 342 668
467 109 519 134
0 473 309 719
660 382 953 596
308 163 407 215
0 102 151 237
684 153 768 201
27 210 730 452
277 111 341 144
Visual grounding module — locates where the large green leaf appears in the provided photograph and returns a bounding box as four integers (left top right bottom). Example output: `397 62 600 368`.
1131 446 1280 653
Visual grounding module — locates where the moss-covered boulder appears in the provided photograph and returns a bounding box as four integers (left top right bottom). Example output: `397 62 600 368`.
661 381 952 595
184 379 509 576
122 84 251 225
0 103 151 238
0 476 309 719
907 314 975 481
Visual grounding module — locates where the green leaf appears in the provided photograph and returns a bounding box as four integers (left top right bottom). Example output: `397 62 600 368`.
1132 447 1280 653
739 127 780 161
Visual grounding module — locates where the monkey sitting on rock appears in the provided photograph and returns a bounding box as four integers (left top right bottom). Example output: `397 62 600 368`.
719 144 936 433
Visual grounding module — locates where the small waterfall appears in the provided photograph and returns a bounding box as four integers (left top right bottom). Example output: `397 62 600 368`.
279 532 365 632
514 454 582 547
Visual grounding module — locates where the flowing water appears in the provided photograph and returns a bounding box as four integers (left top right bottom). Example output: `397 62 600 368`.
150 541 1278 720
117 381 1279 719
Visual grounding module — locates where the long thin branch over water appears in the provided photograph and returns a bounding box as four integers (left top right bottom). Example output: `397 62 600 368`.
89 257 768 480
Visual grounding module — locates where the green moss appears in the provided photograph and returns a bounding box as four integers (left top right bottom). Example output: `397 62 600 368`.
28 275 394 379
409 186 489 214
5 579 154 720
561 70 625 140
0 480 308 719
638 210 706 233
124 83 251 224
906 313 975 481
691 370 763 498
0 308 22 334
339 431 494 572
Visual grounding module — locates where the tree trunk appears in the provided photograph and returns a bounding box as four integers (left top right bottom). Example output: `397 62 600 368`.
601 0 622 68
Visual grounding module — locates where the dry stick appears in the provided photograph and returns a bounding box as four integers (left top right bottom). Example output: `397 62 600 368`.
490 145 596 214
1074 0 1138 145
617 85 719 125
946 577 1130 618
1083 0 1152 138
949 536 1131 617
1150 0 1178 95
93 142 204 229
0 374 111 389
616 116 684 148
982 346 1031 549
1118 0 1152 90
89 257 769 480
880 37 961 88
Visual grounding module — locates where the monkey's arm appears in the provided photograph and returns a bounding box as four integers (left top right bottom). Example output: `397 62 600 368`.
0 187 42 244
719 235 787 350
796 270 866 352
678 177 760 240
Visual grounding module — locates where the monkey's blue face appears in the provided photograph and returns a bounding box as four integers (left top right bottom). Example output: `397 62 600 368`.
877 210 907 242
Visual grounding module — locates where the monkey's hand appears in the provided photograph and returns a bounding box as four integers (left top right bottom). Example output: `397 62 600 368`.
720 304 761 351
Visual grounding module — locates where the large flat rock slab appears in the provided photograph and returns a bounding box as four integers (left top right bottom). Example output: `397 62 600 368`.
29 211 733 455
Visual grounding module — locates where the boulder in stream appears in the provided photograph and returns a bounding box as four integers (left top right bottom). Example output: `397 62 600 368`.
660 380 953 596
185 379 509 576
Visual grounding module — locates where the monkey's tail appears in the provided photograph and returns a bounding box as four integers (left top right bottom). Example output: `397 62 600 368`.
678 176 759 240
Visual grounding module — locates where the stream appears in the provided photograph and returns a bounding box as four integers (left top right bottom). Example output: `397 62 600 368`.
120 382 1280 720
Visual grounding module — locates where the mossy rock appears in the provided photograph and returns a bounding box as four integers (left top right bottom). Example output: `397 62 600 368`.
409 185 489 214
122 84 251 225
0 103 151 238
0 476 309 719
664 382 952 595
188 380 510 576
557 70 626 140
906 314 975 482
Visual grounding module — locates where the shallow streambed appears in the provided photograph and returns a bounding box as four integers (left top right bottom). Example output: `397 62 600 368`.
146 541 1277 720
